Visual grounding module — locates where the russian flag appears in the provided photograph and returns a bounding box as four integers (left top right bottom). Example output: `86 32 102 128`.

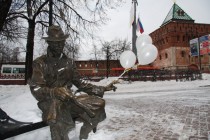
137 16 144 34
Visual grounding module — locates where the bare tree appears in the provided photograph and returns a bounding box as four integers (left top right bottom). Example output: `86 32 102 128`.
0 0 125 82
90 44 103 61
0 0 27 41
0 43 14 62
101 38 131 60
101 38 131 78
64 38 80 60
0 0 12 32
0 0 28 66
89 44 104 71
25 0 125 81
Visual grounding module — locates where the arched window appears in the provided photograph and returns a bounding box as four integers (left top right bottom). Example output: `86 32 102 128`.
165 53 168 59
181 51 185 57
183 36 185 41
177 35 180 42
159 55 162 60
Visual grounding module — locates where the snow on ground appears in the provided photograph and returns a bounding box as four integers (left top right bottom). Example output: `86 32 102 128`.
1 74 210 140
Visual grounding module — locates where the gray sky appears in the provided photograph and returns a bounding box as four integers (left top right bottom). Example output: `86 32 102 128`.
26 0 210 61
80 0 210 59
19 0 209 60
99 0 210 41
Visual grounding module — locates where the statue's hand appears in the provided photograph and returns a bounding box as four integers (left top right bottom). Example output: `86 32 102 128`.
104 80 118 92
53 87 72 101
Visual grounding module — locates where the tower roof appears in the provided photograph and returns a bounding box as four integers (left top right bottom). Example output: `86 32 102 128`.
161 3 194 26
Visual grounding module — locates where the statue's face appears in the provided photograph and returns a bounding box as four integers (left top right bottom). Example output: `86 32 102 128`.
47 40 65 57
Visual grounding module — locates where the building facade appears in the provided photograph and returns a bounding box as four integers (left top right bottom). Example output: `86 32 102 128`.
75 60 123 77
150 3 210 72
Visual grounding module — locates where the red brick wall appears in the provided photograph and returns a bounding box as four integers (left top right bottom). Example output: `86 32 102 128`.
150 22 210 71
76 60 122 77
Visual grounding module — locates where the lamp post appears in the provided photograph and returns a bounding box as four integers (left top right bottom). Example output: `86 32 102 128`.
195 31 202 71
132 0 138 56
106 46 110 78
0 53 3 63
197 37 202 71
49 0 53 26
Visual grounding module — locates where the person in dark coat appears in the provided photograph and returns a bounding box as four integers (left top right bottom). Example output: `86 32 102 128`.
29 25 116 140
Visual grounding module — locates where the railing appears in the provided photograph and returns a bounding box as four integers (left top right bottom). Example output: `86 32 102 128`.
0 74 25 80
80 69 202 82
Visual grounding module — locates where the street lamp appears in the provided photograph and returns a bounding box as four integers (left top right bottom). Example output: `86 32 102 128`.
132 0 138 56
49 0 53 26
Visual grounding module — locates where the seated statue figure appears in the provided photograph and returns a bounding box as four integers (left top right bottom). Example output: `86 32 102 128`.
29 25 116 140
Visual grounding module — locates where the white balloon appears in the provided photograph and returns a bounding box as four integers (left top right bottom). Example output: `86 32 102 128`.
137 44 158 65
136 34 152 50
120 51 136 69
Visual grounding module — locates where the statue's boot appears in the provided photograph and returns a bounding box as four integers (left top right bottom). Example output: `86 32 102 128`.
92 126 97 133
78 112 102 140
79 122 94 140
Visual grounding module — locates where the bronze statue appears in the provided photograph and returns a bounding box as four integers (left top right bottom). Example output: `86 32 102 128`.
29 25 116 140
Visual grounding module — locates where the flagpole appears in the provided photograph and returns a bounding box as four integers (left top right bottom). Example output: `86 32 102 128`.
132 0 138 56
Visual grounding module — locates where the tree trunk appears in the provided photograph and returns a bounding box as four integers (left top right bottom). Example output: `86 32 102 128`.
0 0 12 32
25 20 35 84
106 47 109 78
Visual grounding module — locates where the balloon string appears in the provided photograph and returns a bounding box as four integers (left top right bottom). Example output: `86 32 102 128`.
117 63 139 79
117 70 127 79
108 63 139 86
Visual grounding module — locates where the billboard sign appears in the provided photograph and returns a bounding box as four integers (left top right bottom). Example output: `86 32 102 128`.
190 34 210 56
199 35 210 55
189 38 199 56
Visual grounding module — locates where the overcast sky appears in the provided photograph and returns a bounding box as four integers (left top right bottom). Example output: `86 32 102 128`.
99 0 210 40
79 0 210 59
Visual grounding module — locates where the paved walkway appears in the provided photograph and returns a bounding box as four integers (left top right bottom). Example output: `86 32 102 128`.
2 84 210 140
103 87 210 140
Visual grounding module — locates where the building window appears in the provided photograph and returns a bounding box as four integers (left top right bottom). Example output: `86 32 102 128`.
183 36 185 41
162 40 164 44
13 68 25 73
165 53 168 59
181 51 185 57
177 10 185 16
159 55 162 60
177 35 180 42
84 62 87 67
2 67 12 73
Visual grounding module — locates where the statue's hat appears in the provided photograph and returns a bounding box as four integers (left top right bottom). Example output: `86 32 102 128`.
42 25 69 41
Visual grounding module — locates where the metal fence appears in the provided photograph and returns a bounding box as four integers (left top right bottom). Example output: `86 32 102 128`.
81 69 202 82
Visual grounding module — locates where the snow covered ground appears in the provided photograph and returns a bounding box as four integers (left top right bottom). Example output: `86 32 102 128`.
1 74 210 140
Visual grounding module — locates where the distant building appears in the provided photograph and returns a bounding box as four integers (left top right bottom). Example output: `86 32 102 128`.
75 60 122 77
150 2 210 72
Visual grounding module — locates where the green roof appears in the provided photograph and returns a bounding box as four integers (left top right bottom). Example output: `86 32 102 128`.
162 3 194 26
